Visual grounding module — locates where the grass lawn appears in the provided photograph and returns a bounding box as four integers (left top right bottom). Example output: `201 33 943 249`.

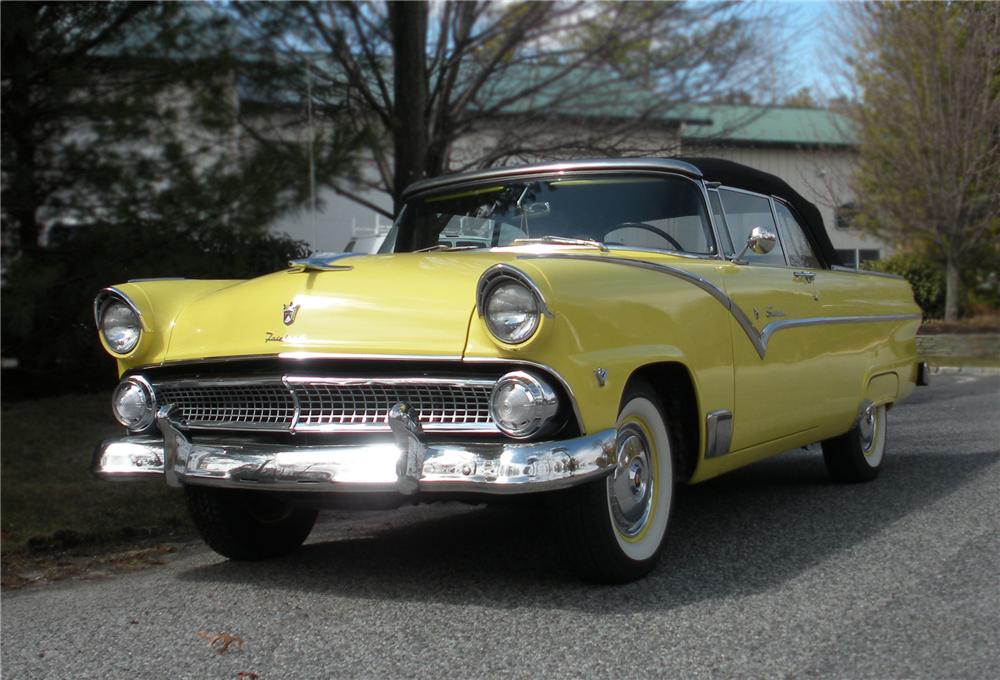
1 391 191 557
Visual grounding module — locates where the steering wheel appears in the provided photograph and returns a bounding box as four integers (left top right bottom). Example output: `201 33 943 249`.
601 222 685 252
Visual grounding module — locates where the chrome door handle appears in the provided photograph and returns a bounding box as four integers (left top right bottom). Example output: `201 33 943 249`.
793 271 816 282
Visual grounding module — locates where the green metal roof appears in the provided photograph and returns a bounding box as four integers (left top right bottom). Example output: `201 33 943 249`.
679 105 856 147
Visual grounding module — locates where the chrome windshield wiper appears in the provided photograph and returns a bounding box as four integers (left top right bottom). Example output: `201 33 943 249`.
512 236 609 252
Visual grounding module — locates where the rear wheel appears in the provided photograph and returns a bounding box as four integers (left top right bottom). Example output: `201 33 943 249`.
552 380 676 583
822 402 887 483
185 486 318 560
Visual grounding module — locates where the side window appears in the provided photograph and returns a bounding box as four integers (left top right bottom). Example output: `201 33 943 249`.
773 202 820 268
708 190 735 257
718 189 786 265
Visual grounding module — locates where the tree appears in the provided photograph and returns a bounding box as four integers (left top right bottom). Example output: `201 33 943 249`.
1 2 362 257
1 2 360 390
238 1 791 215
2 1 157 253
844 2 1000 320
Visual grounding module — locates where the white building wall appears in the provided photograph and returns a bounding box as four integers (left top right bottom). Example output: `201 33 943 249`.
270 129 889 266
269 187 392 253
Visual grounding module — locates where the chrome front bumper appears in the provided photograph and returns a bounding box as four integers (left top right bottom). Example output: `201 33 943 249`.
93 404 616 495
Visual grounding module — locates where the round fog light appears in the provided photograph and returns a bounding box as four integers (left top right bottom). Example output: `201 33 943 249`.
490 371 559 439
112 377 156 431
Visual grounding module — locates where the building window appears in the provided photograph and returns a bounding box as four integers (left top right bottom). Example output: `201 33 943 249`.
835 249 857 267
859 249 880 265
835 248 881 268
835 202 858 230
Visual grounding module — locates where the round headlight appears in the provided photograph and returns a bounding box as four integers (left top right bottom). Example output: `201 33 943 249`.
484 282 540 344
490 371 559 439
100 299 141 354
111 377 156 431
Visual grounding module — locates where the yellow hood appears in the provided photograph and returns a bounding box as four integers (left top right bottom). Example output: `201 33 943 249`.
162 252 504 362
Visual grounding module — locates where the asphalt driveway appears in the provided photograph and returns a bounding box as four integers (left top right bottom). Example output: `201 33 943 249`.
2 373 998 679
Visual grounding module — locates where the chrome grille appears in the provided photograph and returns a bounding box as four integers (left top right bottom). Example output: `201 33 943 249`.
151 377 497 433
156 382 294 428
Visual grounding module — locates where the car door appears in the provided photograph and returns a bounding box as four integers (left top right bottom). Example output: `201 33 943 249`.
711 188 827 451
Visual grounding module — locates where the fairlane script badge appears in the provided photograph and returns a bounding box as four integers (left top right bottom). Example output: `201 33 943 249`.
282 301 300 325
265 331 304 343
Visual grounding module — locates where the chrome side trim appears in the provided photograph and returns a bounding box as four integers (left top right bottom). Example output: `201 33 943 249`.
476 263 553 318
704 410 734 458
830 265 906 280
516 253 920 359
96 413 619 495
517 252 764 357
759 314 921 348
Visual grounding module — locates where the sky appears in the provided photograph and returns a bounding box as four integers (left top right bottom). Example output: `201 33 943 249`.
782 0 850 100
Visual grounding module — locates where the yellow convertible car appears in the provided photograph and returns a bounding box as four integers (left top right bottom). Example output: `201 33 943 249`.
93 158 925 582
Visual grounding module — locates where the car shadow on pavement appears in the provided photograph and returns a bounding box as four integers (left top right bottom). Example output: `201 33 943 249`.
177 448 998 613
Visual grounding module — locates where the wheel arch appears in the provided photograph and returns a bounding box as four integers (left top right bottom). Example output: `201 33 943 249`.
624 362 700 483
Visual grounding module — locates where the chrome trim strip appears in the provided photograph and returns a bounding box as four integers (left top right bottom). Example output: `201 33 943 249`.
283 376 496 388
476 263 553 319
133 353 468 371
605 245 714 260
765 196 791 266
517 252 765 357
94 286 147 332
704 410 733 459
695 179 726 260
516 253 920 359
759 314 921 348
96 418 618 496
277 352 465 362
830 265 905 280
402 159 703 200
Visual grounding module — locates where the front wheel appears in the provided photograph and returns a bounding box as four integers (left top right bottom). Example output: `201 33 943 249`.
551 380 676 583
822 402 887 483
185 486 318 560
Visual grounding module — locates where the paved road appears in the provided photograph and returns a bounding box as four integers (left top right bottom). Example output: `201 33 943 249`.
3 374 998 679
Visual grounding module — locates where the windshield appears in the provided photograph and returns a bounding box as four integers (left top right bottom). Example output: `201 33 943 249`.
383 174 716 255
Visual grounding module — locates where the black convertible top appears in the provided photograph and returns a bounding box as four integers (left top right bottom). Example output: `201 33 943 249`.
675 156 841 267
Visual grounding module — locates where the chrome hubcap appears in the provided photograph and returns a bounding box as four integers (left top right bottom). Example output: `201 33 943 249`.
859 403 877 453
608 425 655 537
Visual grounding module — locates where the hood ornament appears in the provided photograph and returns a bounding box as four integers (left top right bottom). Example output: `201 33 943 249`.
282 302 300 326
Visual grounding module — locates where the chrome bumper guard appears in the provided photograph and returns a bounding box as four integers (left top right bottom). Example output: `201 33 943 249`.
93 403 616 495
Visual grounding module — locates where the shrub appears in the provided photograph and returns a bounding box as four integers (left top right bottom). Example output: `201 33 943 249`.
1 224 308 396
863 252 944 318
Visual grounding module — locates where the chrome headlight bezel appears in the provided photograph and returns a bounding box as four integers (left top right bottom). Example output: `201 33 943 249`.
111 375 157 432
476 264 550 345
94 288 144 356
489 370 560 439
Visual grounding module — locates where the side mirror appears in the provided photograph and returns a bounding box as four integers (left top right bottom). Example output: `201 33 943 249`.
732 226 777 263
